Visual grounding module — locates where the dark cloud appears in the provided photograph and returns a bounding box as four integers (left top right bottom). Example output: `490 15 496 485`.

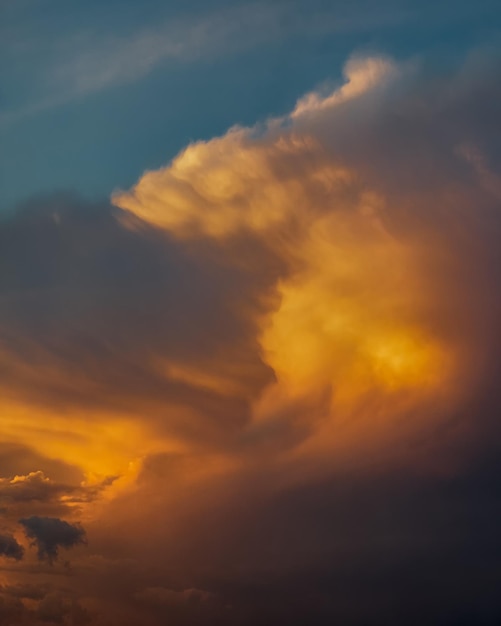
0 532 24 560
0 193 279 447
80 444 501 626
19 516 87 563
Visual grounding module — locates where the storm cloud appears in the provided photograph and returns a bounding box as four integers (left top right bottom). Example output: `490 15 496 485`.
0 48 500 625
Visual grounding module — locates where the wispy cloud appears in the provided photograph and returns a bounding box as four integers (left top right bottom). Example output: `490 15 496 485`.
0 1 413 127
49 4 282 99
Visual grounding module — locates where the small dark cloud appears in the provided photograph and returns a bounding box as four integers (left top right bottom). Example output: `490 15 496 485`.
19 516 86 563
0 532 24 560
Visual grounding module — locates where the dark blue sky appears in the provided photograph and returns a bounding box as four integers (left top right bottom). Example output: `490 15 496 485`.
1 0 500 211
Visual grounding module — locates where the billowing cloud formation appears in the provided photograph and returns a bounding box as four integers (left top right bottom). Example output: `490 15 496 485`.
114 53 501 468
1 51 501 624
0 533 24 561
19 516 86 563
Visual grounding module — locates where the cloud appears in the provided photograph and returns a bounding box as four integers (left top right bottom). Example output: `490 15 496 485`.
0 1 416 126
113 53 501 468
2 52 501 480
2 50 501 624
45 4 282 103
0 471 69 506
19 516 87 563
0 471 117 523
291 54 400 116
95 53 501 622
0 533 24 560
0 193 277 477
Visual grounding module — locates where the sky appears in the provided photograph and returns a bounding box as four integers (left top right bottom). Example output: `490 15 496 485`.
1 1 501 625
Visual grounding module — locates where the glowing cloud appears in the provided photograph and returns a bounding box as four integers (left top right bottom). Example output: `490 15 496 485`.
114 56 470 468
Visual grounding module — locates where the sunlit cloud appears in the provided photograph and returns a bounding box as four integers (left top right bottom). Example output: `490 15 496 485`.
114 55 486 471
1 48 501 625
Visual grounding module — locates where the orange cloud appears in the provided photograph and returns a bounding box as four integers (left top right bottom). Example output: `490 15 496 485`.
113 56 475 473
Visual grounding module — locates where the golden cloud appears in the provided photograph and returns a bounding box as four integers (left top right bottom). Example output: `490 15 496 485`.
113 56 479 474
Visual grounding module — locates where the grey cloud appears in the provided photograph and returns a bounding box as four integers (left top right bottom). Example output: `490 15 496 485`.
0 533 24 560
19 516 87 563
